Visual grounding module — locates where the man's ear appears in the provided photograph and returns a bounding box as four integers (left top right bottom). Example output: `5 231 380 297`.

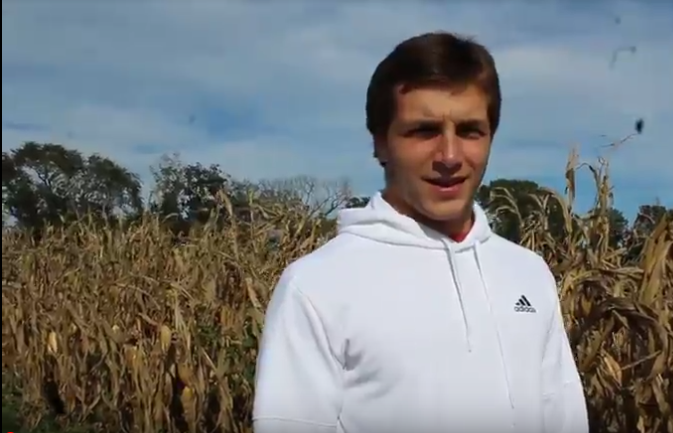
373 135 388 167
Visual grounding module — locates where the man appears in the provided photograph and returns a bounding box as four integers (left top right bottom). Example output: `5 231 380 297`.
252 31 589 433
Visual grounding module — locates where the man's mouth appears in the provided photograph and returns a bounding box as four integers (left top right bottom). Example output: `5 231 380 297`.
424 176 467 188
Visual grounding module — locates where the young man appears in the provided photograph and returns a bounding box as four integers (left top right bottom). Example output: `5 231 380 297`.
252 32 589 433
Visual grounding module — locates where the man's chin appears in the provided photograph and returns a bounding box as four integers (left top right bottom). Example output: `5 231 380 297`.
418 198 472 224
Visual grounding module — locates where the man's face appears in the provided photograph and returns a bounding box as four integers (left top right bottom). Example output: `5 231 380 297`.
375 84 493 230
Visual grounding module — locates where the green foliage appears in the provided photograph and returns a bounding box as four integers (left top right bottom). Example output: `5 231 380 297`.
477 178 631 248
146 154 347 238
2 142 142 234
346 196 370 208
148 153 234 234
633 204 672 236
2 141 669 249
477 178 555 242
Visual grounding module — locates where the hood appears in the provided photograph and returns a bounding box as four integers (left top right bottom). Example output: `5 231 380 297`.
337 191 493 252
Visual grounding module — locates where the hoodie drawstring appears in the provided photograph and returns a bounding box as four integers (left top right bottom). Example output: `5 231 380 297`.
444 242 472 352
474 243 516 415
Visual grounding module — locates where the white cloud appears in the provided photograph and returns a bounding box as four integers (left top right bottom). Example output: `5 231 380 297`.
2 1 671 213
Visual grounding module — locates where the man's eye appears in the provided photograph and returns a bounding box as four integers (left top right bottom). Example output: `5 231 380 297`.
458 127 485 139
409 126 439 138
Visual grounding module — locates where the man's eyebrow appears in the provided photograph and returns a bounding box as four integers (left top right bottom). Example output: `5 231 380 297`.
458 118 489 128
398 118 443 128
400 116 488 128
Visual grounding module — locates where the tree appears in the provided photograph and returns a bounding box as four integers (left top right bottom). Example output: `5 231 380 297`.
149 153 231 225
631 204 671 237
2 142 142 230
147 153 241 236
476 179 563 243
346 196 370 208
148 152 354 238
249 176 351 243
477 178 630 248
606 207 629 247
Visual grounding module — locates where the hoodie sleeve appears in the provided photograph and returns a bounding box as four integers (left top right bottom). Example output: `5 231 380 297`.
541 271 589 433
253 270 343 433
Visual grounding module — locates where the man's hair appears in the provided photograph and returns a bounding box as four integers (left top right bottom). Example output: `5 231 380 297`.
365 31 501 143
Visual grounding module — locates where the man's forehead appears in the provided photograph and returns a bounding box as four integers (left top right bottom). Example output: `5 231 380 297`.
394 88 488 121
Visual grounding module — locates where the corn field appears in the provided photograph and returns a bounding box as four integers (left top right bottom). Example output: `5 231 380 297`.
2 150 672 433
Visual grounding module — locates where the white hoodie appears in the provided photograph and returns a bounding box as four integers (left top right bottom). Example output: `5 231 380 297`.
253 192 589 433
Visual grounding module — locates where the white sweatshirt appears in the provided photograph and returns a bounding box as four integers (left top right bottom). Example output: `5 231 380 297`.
253 192 588 433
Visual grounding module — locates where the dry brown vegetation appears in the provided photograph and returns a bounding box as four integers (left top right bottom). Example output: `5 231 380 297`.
2 150 672 433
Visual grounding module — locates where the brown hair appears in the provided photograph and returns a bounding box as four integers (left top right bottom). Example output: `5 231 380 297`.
366 31 501 146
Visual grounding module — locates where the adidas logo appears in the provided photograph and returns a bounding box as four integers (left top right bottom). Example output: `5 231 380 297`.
514 295 536 313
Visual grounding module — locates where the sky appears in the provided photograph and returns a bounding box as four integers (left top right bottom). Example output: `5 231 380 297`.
2 0 672 220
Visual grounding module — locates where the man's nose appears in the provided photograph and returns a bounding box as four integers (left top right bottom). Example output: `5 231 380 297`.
436 129 463 167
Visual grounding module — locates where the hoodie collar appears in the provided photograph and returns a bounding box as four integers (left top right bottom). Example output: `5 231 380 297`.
337 191 492 252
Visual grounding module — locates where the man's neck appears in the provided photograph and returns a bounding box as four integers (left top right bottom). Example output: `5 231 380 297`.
436 212 474 242
381 190 474 241
448 224 471 242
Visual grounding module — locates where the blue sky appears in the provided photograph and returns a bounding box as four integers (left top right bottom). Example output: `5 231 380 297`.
2 1 672 220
